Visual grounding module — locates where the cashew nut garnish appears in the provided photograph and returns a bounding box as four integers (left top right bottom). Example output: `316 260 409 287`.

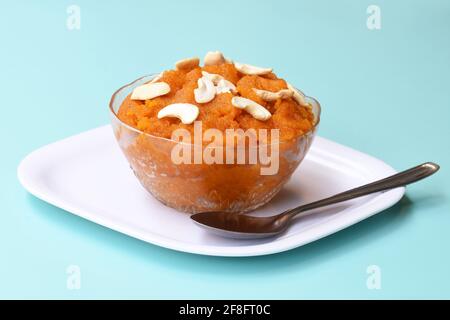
204 51 226 66
194 76 216 103
131 82 171 100
175 57 200 71
216 79 237 94
234 62 272 75
201 71 222 84
287 83 308 107
201 71 223 84
149 72 163 83
231 97 272 121
253 88 294 101
157 103 199 125
201 71 236 94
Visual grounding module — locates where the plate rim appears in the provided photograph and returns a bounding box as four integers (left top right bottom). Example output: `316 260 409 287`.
17 126 405 257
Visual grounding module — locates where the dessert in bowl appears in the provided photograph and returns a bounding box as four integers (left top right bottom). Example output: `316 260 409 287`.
110 52 320 213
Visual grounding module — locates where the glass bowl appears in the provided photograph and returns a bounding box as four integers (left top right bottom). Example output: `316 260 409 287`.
109 74 321 213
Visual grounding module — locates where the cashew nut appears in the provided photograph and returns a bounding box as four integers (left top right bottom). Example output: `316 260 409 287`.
157 103 199 124
231 97 272 121
234 62 272 75
204 51 226 66
287 83 308 106
201 71 223 84
175 57 200 71
216 79 237 94
201 71 236 94
253 88 294 101
149 72 163 83
194 76 216 103
131 82 171 100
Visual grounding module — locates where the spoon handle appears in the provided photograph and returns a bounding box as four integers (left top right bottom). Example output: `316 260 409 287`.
284 162 439 218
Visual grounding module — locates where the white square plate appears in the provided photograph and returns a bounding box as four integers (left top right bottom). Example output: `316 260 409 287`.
18 126 404 257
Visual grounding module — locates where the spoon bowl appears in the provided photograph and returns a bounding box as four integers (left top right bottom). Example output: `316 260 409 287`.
191 212 287 239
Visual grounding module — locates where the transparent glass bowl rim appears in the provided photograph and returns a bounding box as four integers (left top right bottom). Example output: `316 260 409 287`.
109 74 321 148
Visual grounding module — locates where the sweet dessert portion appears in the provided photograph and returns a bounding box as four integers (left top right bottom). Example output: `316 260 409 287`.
118 51 314 142
110 51 320 213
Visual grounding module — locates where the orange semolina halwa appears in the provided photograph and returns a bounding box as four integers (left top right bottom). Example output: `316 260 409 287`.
118 63 314 142
111 53 319 213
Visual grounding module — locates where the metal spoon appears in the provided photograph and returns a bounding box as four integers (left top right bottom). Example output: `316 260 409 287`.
191 162 440 239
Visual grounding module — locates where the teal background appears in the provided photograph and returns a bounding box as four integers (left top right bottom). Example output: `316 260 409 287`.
1 0 449 299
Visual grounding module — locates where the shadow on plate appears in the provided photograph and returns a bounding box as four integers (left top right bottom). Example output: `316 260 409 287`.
26 193 439 275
